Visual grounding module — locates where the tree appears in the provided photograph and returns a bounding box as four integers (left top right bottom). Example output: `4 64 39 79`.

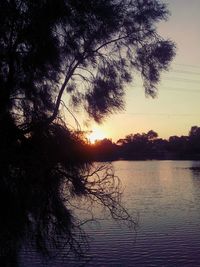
189 126 200 137
168 135 189 159
146 130 158 141
89 138 118 160
0 0 175 265
117 130 159 159
188 126 200 155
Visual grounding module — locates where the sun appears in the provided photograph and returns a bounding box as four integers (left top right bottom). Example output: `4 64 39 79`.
87 127 106 144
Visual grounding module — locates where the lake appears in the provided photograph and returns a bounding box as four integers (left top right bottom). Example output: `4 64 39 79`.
21 160 200 266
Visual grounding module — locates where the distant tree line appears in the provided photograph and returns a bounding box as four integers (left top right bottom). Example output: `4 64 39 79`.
86 126 200 161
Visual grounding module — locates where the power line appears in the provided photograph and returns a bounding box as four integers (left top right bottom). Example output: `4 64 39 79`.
162 77 200 84
160 87 200 93
133 83 200 93
174 63 200 69
169 69 200 76
119 112 200 117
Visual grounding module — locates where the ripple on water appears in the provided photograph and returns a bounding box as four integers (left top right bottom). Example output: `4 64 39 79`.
20 161 200 266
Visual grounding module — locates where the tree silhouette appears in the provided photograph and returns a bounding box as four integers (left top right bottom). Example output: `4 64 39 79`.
116 130 159 159
0 0 175 265
87 127 200 161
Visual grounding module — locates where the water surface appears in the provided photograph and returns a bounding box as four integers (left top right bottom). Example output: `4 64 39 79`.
21 160 200 266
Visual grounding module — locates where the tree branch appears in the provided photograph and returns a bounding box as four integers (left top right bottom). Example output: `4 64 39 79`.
92 34 130 53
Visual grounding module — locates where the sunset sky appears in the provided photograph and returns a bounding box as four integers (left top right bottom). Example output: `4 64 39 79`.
68 0 200 142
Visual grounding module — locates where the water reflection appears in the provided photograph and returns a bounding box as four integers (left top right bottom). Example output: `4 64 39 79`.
2 161 200 266
190 161 200 179
0 161 135 267
189 164 200 213
78 161 200 266
0 173 88 267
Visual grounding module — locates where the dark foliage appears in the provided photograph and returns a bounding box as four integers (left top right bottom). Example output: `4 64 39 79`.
88 126 200 161
0 0 175 265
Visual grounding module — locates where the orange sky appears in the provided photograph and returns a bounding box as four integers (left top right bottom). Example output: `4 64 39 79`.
66 0 200 142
